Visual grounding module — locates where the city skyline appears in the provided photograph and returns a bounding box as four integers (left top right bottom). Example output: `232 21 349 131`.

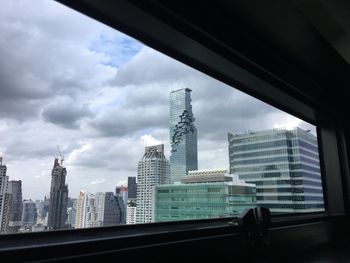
0 0 315 200
0 125 322 233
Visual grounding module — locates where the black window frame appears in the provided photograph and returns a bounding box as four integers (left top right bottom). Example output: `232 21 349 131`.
0 0 349 260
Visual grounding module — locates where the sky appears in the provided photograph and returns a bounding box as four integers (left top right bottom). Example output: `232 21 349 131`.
0 1 316 200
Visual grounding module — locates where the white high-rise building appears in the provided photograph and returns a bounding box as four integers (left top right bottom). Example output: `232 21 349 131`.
126 199 136 225
75 191 119 228
95 192 105 227
136 144 170 224
75 191 85 229
75 191 98 229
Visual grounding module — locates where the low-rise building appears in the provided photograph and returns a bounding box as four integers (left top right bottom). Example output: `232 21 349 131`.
155 169 256 222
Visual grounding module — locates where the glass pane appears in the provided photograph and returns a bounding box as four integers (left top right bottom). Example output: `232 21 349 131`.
0 0 324 233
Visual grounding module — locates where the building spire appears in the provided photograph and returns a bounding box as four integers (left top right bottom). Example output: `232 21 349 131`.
57 145 64 166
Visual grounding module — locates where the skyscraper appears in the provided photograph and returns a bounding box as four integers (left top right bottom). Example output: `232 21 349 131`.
116 185 128 204
228 127 324 213
115 187 126 224
0 157 9 234
169 88 198 183
104 192 121 226
96 192 121 226
6 180 23 233
127 177 137 199
136 144 170 223
21 199 37 230
47 158 69 229
75 191 121 228
75 190 89 229
79 192 98 228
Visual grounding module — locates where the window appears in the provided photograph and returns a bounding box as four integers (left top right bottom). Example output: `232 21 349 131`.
0 0 331 236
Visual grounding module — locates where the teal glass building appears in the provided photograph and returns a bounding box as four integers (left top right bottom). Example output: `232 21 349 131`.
169 88 198 183
154 170 256 222
228 128 324 213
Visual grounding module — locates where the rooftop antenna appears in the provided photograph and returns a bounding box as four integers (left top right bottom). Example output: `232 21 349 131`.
57 145 64 166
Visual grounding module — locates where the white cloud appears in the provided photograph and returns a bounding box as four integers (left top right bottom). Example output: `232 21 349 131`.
141 134 162 147
66 142 92 166
90 179 106 185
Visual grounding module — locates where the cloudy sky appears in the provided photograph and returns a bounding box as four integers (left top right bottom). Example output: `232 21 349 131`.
0 1 315 200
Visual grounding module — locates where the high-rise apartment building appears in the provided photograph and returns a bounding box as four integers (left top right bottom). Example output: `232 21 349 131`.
169 88 198 183
6 180 23 233
76 191 121 228
136 144 170 223
75 190 87 229
96 192 120 226
155 169 256 222
126 199 136 225
228 127 324 213
0 157 9 234
47 158 69 229
75 191 98 228
84 193 98 228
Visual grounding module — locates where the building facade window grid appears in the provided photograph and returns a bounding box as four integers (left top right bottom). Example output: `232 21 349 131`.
136 144 170 224
169 88 198 183
228 127 324 213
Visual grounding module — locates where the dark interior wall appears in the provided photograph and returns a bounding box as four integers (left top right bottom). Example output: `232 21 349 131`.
129 0 350 126
58 0 350 129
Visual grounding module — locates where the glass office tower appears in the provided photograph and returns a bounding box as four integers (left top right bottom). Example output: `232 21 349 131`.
228 127 324 213
169 88 198 183
155 169 256 222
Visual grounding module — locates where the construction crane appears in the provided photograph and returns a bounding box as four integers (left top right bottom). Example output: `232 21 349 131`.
57 145 64 166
